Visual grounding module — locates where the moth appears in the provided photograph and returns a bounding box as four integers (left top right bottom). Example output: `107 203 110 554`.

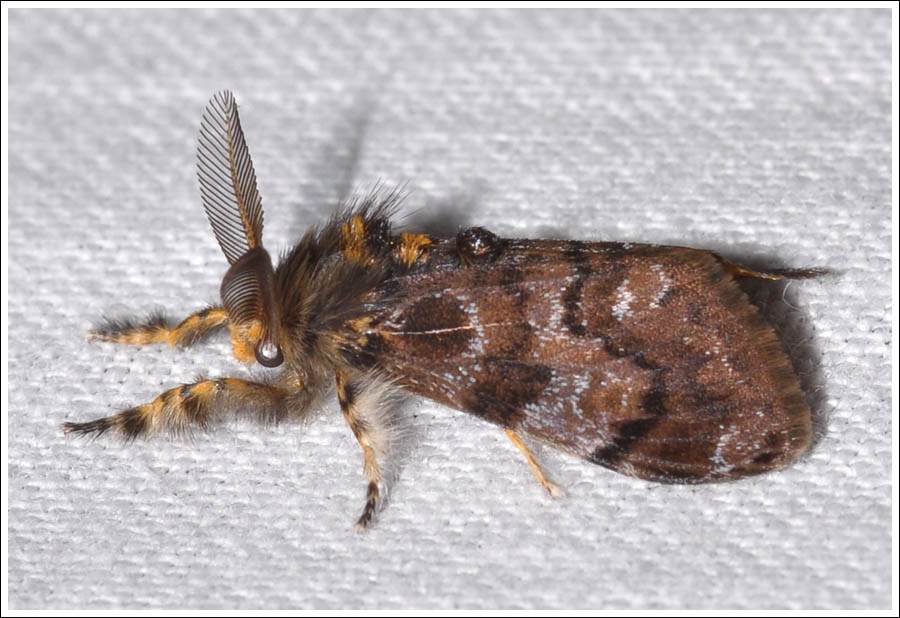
65 91 814 530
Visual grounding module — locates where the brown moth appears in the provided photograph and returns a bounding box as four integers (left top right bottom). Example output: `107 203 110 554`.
64 91 815 530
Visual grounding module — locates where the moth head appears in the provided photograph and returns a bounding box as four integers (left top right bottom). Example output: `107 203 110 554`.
220 247 283 367
197 90 284 368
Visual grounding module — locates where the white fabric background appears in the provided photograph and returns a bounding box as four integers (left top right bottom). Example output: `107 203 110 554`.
6 9 892 609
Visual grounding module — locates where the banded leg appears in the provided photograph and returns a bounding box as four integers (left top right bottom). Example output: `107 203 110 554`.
90 306 229 347
505 429 563 498
63 378 289 439
336 370 395 532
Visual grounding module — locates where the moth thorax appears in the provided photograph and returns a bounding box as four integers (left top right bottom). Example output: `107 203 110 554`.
220 246 284 367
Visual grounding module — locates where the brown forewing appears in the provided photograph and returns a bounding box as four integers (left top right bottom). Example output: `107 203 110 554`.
360 239 811 484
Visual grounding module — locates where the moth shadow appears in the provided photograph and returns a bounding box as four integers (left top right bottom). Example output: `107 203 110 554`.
285 93 375 238
401 184 488 237
728 256 831 455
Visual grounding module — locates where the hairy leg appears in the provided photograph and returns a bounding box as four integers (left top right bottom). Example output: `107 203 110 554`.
63 378 290 439
335 370 400 531
90 306 229 347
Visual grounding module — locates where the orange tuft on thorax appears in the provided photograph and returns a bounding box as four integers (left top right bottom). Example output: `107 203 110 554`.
394 232 432 266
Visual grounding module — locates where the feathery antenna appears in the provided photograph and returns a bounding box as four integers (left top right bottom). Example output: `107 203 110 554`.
197 90 264 264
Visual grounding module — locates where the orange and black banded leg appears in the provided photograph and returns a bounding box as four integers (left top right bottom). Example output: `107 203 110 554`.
90 306 229 347
335 370 388 532
63 378 289 440
505 429 563 498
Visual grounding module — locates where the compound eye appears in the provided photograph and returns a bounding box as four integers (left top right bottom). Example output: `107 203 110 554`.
254 340 284 367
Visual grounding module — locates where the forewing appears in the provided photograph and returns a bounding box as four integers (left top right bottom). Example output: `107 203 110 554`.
366 240 811 484
197 90 264 264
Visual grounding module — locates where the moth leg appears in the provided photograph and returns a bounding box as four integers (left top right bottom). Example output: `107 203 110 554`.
505 429 563 498
335 370 395 532
63 378 289 439
90 306 229 347
716 256 825 280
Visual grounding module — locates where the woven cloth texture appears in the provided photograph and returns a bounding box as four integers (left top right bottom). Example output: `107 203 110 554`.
7 9 892 609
